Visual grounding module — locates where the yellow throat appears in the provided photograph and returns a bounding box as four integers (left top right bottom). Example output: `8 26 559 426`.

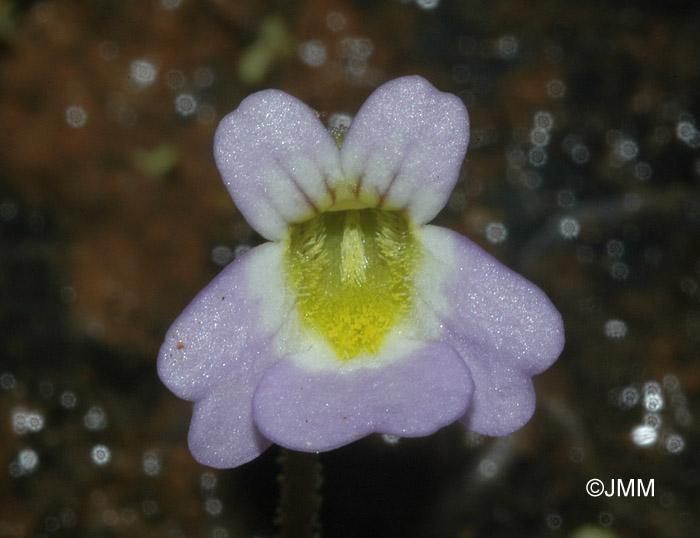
285 208 420 360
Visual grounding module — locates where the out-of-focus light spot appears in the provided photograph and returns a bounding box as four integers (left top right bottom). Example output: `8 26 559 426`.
211 527 230 538
337 37 374 59
448 191 466 212
83 406 108 431
65 106 87 128
60 390 78 409
44 516 60 532
643 412 662 429
28 212 45 233
485 222 508 244
142 451 161 476
161 0 182 11
197 104 216 125
496 35 518 59
91 444 111 465
299 40 327 67
60 285 77 304
194 66 215 88
675 408 693 428
12 409 28 434
165 69 186 90
465 431 485 447
129 59 158 87
458 36 476 56
528 147 548 167
200 471 217 491
598 512 614 527
618 386 639 409
175 93 197 116
634 162 653 181
676 120 700 148
506 147 526 167
606 239 625 259
12 409 43 434
662 374 680 392
0 199 18 221
204 498 223 516
545 513 563 530
576 245 594 263
570 143 590 165
615 138 639 162
142 499 159 517
522 170 542 190
610 261 630 281
546 78 566 99
664 433 685 454
326 11 346 33
416 0 440 9
529 127 550 147
26 412 44 432
559 217 580 239
211 245 234 267
234 244 251 258
477 458 499 479
623 193 642 212
17 448 40 473
328 112 352 132
643 389 664 412
644 380 662 396
533 111 554 131
39 379 54 399
679 276 697 296
382 434 400 445
99 41 119 61
631 425 657 446
653 125 671 145
556 189 575 208
604 319 628 339
1 372 16 390
568 446 585 463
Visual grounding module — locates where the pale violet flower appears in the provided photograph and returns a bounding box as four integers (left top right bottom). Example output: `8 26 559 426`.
158 76 564 468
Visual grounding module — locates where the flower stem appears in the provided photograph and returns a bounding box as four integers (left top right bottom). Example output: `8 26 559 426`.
277 449 323 538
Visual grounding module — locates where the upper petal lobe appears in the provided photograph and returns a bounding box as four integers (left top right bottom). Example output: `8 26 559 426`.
214 90 342 240
339 76 469 223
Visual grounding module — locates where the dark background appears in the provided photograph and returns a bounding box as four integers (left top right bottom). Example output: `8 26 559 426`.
1 0 698 537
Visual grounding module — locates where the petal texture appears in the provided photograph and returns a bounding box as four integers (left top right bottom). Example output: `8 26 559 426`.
157 242 289 402
214 90 342 240
339 76 469 223
252 341 474 452
420 226 565 436
188 383 272 468
158 243 292 467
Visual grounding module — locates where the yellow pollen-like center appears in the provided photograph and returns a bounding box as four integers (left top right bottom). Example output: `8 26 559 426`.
285 208 420 360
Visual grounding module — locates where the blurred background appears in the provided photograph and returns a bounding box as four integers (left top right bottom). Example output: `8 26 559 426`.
1 0 698 537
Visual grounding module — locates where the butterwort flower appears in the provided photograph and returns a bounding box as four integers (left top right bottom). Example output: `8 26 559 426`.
158 76 564 468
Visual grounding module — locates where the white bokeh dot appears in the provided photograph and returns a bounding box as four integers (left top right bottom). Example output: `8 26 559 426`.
65 106 88 128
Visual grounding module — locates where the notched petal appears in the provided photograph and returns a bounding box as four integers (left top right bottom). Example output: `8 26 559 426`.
214 90 342 240
419 225 564 435
339 76 469 223
251 341 474 452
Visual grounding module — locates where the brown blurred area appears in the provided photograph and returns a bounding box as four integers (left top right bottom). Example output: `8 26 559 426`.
1 1 699 537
